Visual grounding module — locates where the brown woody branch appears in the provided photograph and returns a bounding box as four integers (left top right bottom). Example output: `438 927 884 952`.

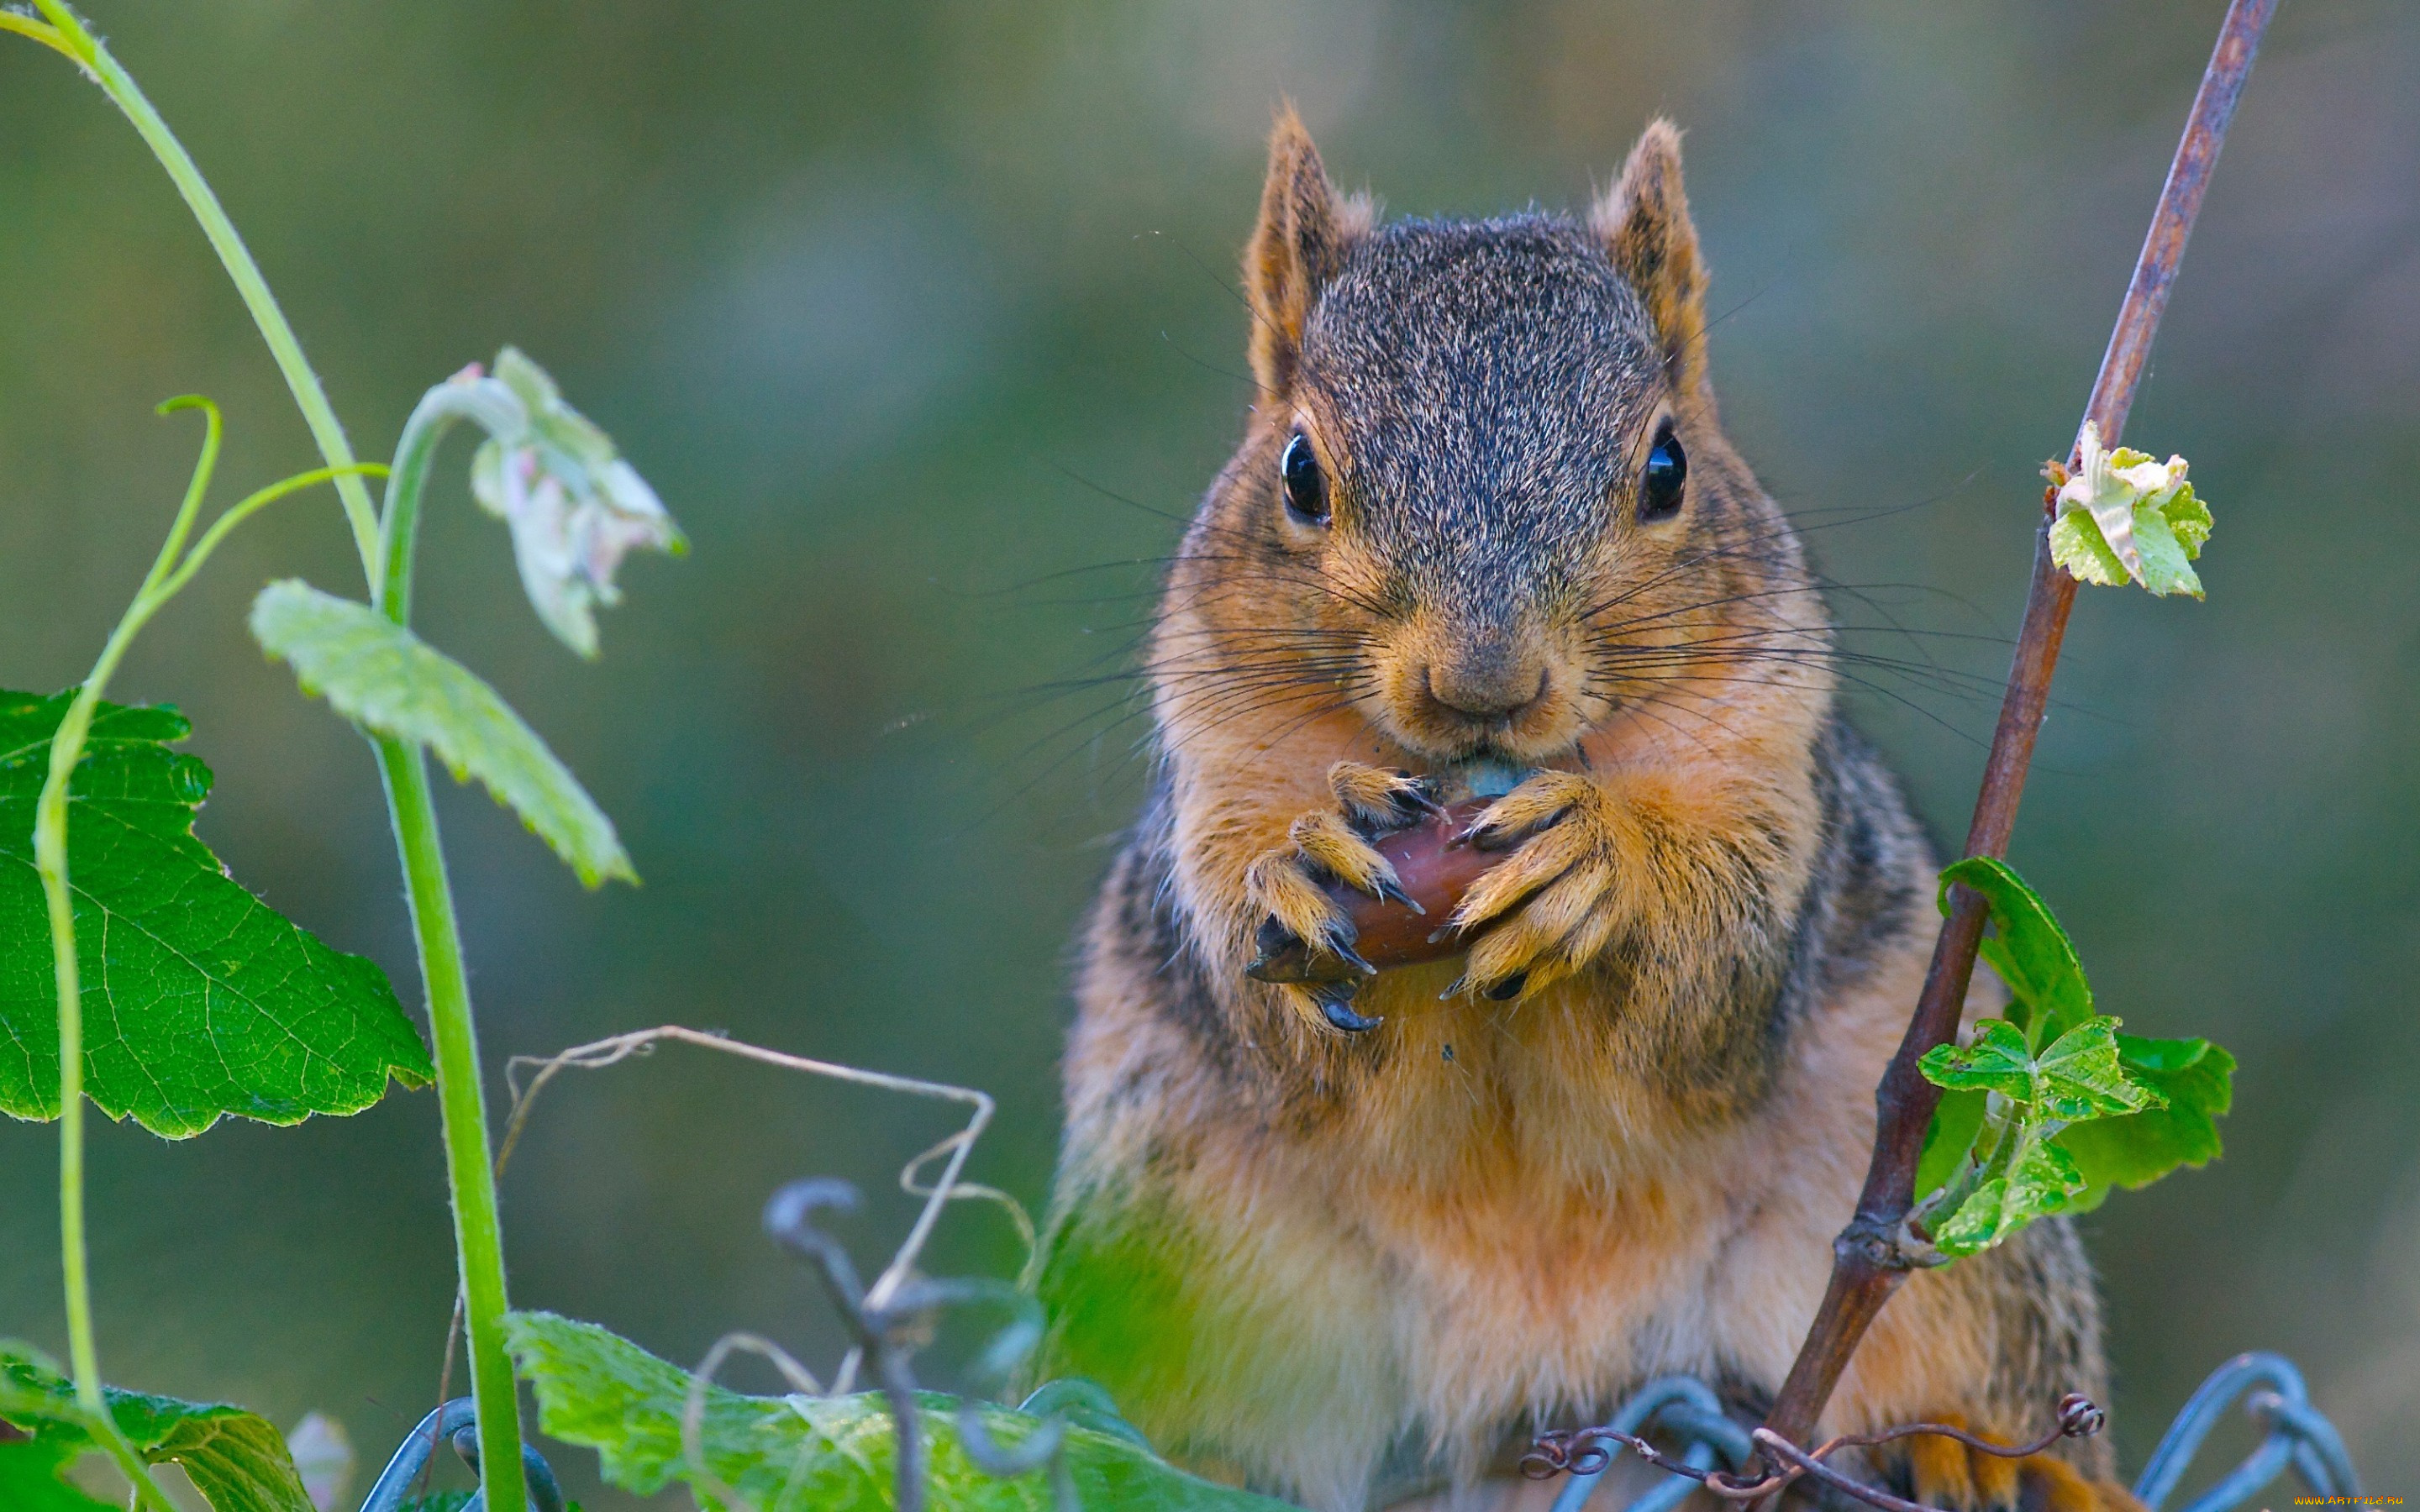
1755 0 2281 1458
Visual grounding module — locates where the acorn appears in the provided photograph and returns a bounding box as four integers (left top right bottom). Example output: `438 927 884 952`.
1325 795 1503 970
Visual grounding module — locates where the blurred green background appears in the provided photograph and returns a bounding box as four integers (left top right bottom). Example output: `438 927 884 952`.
3 1 2414 1503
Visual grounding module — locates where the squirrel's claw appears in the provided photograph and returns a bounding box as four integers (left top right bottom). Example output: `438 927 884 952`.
1314 989 1382 1034
1440 771 1623 1004
1328 761 1442 833
1253 922 1383 1033
1247 917 1316 983
1288 807 1406 906
1438 969 1530 1003
1456 769 1589 852
1371 875 1425 915
1329 937 1379 978
1244 764 1421 1014
1247 916 1376 988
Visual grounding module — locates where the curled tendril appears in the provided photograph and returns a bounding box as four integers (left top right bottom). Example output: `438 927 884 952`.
2056 1392 2107 1439
1522 1428 1617 1479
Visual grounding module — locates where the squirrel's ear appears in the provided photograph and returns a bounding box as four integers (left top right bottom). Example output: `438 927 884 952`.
1594 119 1712 396
1245 107 1366 398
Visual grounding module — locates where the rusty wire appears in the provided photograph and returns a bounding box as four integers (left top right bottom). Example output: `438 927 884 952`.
1527 1394 2103 1512
1530 1358 2364 1512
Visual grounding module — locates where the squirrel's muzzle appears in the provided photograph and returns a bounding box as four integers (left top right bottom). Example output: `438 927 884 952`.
1375 613 1581 760
1422 647 1549 725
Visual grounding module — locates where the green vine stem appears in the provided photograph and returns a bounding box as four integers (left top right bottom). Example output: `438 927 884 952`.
31 396 378 1511
372 745 523 1508
368 381 535 1512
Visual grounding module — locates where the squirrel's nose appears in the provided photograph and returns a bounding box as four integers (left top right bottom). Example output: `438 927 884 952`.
1425 658 1549 723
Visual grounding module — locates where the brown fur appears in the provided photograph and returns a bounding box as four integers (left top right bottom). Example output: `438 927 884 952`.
1037 115 2128 1511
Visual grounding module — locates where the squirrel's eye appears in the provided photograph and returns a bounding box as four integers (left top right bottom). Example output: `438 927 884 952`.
1281 432 1329 527
1638 421 1687 523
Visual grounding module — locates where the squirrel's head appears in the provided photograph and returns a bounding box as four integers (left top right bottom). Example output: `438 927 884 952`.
1160 111 1820 772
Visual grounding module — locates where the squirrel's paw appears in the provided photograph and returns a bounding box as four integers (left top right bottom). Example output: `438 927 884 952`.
1244 763 1437 1031
1881 1415 2144 1512
1441 769 1621 1003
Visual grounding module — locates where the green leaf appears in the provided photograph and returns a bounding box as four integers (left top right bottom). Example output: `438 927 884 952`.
1919 1019 2158 1121
249 582 634 888
1917 853 2233 1249
2033 1017 2163 1122
1929 1177 2010 1257
0 1437 116 1512
1013 1379 1155 1452
2 1343 315 1512
1938 858 2092 1044
394 1496 567 1512
1919 1019 2036 1100
1915 1086 1987 1202
2049 478 2208 599
2049 508 2130 588
2048 423 2212 596
507 1311 1291 1512
1917 1012 2164 1257
2128 502 2205 600
1930 1137 2086 1259
2160 481 2213 555
2054 1035 2233 1211
0 690 433 1137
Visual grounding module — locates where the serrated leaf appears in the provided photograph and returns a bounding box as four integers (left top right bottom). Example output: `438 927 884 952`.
2049 508 2130 587
0 690 433 1137
1920 853 2231 1249
1938 858 2092 1044
507 1311 1291 1512
1930 1137 2086 1259
2 1343 315 1512
1915 1086 1988 1203
248 582 634 888
1920 1019 2036 1100
2054 1035 2233 1210
2128 504 2204 599
2054 500 2207 598
2033 1017 2163 1121
2118 1031 2232 1089
2049 423 2211 596
1928 1176 2012 1257
2161 481 2212 554
1919 1017 2159 1122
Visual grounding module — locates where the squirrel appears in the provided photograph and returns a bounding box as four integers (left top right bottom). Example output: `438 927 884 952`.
1033 111 2138 1512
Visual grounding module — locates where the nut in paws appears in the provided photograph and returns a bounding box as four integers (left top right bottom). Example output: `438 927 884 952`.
1439 769 1624 1003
